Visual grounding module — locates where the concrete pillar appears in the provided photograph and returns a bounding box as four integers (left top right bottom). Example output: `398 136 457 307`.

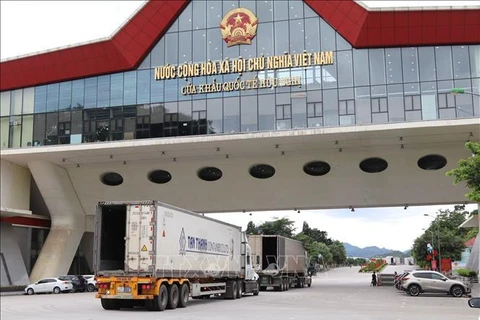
80 232 94 273
28 161 85 282
0 223 30 286
0 159 31 211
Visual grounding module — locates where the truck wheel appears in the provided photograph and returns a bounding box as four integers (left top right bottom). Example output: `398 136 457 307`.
101 299 120 310
150 284 168 311
236 280 242 299
167 284 179 309
231 281 238 299
178 283 189 308
253 282 259 296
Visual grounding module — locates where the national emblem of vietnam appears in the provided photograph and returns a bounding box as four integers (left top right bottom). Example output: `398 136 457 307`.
220 8 258 47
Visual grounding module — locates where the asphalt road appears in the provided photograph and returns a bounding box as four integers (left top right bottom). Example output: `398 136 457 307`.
1 267 478 320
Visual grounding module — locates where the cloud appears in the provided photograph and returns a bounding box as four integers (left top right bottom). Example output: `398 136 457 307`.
207 204 477 252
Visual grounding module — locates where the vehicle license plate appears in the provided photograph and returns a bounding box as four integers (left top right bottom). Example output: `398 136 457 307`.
117 287 131 293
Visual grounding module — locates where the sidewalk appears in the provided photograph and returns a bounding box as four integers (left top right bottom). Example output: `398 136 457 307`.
0 291 24 296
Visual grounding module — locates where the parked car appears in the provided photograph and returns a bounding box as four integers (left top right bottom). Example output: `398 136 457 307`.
82 275 97 292
25 278 73 295
58 275 88 292
401 270 471 297
468 297 480 308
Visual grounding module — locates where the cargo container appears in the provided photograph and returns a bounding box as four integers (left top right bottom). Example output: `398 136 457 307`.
94 201 259 311
248 235 312 291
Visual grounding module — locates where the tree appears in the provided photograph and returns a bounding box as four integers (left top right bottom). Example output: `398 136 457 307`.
295 233 333 265
329 240 347 265
447 141 480 202
257 217 295 238
246 221 258 235
300 221 333 245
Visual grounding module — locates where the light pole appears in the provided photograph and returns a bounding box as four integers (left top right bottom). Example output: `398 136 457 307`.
424 214 441 272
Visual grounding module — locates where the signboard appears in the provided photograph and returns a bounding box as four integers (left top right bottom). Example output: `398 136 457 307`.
152 8 334 95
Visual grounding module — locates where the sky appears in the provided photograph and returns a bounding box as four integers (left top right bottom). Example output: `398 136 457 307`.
1 1 478 250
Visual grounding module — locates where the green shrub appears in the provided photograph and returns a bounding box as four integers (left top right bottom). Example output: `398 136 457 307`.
457 268 477 277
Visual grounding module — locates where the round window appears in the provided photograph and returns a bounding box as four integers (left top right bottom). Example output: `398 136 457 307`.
100 172 124 186
148 170 172 184
417 155 447 170
303 161 331 176
359 158 388 173
197 167 223 181
249 164 276 179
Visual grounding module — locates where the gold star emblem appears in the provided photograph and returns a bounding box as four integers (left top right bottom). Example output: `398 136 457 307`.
234 13 243 25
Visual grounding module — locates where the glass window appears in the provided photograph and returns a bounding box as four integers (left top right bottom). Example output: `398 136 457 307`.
241 96 258 132
0 117 9 147
387 84 404 122
207 1 222 29
385 48 402 84
193 30 207 63
289 0 303 19
353 50 370 86
274 0 288 20
369 49 386 85
165 33 178 65
151 38 165 67
32 114 46 146
71 80 84 110
110 73 123 107
1 91 11 116
34 86 47 113
137 70 151 104
320 20 336 51
323 89 338 126
454 79 474 118
224 97 240 133
9 115 22 148
257 0 273 22
71 110 82 135
337 51 353 88
473 78 480 117
402 47 419 83
322 52 337 89
179 2 192 31
137 53 150 70
355 87 371 124
470 45 480 78
258 94 275 131
97 76 110 108
257 22 274 57
404 83 420 96
46 83 59 112
421 82 437 120
11 89 23 115
59 82 72 111
179 31 192 63
207 98 223 134
419 47 436 81
123 72 137 105
453 45 471 79
84 78 97 108
305 18 320 53
21 115 34 147
289 19 304 54
45 113 58 145
292 96 307 128
435 46 453 80
336 33 351 51
207 28 223 61
151 70 164 103
192 1 206 29
23 87 34 114
274 21 289 55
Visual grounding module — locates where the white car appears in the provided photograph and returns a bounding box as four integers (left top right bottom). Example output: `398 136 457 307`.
25 278 73 295
83 275 97 292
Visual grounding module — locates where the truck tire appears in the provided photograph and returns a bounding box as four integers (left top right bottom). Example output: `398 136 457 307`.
149 284 168 311
253 282 259 296
101 298 120 310
236 280 242 298
167 284 179 309
178 283 189 308
231 281 238 299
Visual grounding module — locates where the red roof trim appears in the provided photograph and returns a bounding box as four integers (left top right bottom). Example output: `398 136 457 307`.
1 0 479 91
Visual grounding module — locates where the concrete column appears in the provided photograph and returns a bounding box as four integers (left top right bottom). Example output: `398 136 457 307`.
28 161 85 282
80 232 94 273
0 160 31 211
0 223 30 286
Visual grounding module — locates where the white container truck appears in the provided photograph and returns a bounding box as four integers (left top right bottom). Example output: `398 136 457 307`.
248 235 312 291
94 201 259 311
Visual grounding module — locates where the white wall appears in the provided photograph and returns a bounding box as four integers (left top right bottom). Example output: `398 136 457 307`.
0 159 30 210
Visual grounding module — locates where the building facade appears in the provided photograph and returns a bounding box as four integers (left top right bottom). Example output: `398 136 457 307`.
0 0 479 284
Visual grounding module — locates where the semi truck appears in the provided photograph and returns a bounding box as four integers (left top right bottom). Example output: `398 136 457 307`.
248 235 312 291
94 201 259 311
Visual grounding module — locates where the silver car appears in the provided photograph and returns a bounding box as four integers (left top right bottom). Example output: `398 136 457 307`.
401 270 471 297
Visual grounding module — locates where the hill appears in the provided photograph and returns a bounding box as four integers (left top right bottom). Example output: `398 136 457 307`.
344 243 409 258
